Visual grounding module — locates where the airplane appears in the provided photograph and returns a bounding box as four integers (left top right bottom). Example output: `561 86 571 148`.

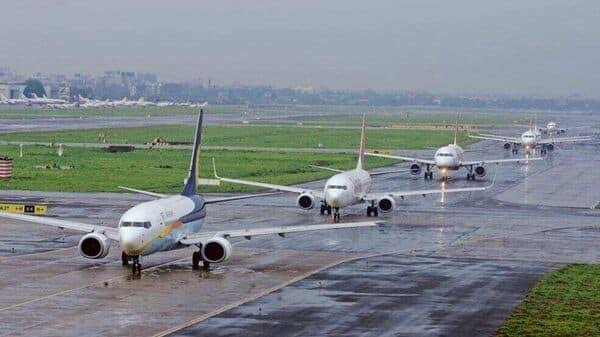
365 117 541 181
213 116 491 222
28 93 68 105
469 123 592 155
538 121 566 135
0 109 380 275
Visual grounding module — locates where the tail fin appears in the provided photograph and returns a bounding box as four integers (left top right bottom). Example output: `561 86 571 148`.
357 114 367 170
181 108 204 196
453 113 460 145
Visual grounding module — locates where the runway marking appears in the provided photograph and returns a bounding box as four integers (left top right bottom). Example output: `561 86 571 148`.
151 248 409 337
0 257 188 313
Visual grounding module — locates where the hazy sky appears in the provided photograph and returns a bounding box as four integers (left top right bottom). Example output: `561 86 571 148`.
2 0 599 97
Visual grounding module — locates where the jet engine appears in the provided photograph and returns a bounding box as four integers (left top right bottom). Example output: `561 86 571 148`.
201 237 233 263
296 193 315 209
78 233 110 259
546 143 554 151
503 143 511 149
409 163 422 175
474 166 486 177
377 197 396 213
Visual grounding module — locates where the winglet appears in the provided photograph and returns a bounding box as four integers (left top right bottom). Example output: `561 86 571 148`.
181 108 204 196
357 114 367 170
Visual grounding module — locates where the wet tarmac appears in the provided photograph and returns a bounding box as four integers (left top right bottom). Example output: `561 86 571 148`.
0 110 598 336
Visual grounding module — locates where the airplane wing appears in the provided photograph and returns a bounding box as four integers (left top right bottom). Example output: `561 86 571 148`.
365 152 436 165
468 134 520 143
0 212 120 241
178 221 380 245
118 186 168 198
212 159 324 198
363 184 489 202
309 165 344 173
460 157 543 166
204 192 281 204
118 186 277 204
538 136 593 144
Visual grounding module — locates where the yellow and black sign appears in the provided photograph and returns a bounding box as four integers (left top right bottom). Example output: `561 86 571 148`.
0 203 48 215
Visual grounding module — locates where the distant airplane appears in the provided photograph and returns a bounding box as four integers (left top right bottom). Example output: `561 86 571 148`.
366 116 541 181
470 121 592 155
214 115 490 222
0 109 379 275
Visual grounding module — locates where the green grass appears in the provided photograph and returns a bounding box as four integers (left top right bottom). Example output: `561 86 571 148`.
0 125 476 150
497 264 600 337
299 113 510 127
0 145 394 193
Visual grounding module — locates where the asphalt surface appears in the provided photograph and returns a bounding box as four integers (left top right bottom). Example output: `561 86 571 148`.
0 109 598 336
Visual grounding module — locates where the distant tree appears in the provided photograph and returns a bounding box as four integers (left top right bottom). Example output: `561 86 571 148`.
23 79 46 98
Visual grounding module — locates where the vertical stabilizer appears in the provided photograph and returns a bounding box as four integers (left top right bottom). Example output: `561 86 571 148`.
182 109 204 196
357 114 367 170
453 113 460 145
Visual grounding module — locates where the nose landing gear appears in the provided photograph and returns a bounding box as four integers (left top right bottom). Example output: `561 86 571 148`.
121 252 130 266
131 256 141 275
333 208 341 223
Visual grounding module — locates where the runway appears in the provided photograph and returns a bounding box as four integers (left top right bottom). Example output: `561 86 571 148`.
0 110 598 336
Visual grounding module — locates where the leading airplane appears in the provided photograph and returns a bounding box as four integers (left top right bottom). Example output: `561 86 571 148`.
0 109 379 275
213 116 491 222
366 118 541 181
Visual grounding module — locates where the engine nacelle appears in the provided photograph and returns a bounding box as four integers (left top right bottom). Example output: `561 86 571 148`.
201 236 233 263
377 197 396 213
409 163 422 175
546 143 554 151
78 233 110 259
474 165 486 177
503 143 511 150
296 193 315 210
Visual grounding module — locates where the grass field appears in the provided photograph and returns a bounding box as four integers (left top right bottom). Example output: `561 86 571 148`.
0 145 394 193
0 124 476 150
497 264 600 337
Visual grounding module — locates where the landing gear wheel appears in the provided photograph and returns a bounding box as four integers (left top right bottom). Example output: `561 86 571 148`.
373 208 379 217
192 251 201 270
367 206 372 217
203 260 210 270
327 206 332 215
121 252 129 266
333 208 341 223
512 148 518 154
424 171 433 180
131 256 141 275
467 173 475 181
320 204 326 215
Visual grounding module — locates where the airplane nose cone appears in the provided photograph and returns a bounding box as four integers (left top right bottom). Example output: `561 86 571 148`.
119 229 144 255
325 190 343 208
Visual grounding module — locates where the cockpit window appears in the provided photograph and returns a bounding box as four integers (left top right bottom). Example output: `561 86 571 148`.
436 153 453 157
120 221 152 229
327 185 347 190
524 135 534 138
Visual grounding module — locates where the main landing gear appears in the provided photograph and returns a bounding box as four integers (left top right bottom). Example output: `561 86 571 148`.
423 164 433 180
511 144 519 154
192 246 210 270
320 203 332 215
366 201 379 217
466 173 476 180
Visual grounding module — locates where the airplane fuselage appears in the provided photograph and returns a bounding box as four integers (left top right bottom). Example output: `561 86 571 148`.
322 169 371 208
118 194 206 257
434 144 465 172
520 130 541 150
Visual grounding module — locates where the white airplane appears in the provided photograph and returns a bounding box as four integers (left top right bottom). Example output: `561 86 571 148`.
213 116 490 222
538 121 566 135
28 93 68 105
366 119 541 181
0 109 379 274
470 124 592 155
0 93 28 105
